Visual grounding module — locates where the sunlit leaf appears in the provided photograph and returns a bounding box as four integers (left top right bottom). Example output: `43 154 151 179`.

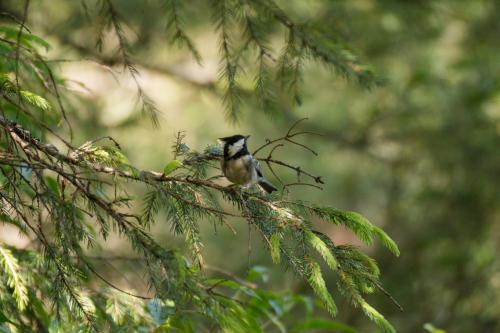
163 160 183 175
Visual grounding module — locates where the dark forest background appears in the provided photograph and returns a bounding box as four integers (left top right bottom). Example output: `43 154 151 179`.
0 1 499 332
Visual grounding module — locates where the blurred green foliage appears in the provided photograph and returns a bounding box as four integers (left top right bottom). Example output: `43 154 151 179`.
1 0 499 332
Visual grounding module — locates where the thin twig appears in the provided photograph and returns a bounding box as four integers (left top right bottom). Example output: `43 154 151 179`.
14 0 30 121
83 260 152 300
374 281 404 312
205 264 257 289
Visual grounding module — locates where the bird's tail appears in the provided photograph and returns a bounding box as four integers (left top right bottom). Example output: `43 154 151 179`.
258 179 278 193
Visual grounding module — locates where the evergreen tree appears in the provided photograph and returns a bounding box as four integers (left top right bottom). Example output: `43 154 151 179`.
0 1 401 332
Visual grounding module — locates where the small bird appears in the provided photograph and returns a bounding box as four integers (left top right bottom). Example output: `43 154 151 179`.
218 134 277 193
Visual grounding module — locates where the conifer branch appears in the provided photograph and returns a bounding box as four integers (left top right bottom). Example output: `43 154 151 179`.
164 0 202 63
253 0 378 87
0 5 400 329
13 0 30 110
212 0 242 122
0 244 28 311
98 0 160 126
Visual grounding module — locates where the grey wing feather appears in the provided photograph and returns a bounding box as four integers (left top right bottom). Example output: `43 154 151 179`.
245 157 257 178
249 156 277 193
254 158 264 178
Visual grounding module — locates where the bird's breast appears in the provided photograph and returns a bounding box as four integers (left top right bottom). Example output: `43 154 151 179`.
222 156 253 185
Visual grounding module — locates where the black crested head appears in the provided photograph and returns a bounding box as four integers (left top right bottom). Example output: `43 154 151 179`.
219 134 250 159
218 134 249 145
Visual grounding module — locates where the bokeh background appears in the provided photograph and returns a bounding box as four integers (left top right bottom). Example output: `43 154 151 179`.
1 0 499 332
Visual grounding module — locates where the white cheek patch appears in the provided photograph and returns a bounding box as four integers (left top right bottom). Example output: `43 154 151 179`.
228 138 245 157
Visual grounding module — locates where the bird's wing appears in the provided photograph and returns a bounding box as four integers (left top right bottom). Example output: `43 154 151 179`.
253 158 266 181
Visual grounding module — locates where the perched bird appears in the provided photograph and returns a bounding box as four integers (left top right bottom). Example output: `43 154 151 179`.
218 134 277 193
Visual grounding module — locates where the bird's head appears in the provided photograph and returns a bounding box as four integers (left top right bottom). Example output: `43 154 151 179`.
218 134 250 158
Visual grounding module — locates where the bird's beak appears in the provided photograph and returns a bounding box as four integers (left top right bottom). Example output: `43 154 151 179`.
217 138 225 144
245 135 251 140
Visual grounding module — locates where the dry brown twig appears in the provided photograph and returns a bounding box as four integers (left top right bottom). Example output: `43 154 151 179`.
251 118 325 192
181 118 325 192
